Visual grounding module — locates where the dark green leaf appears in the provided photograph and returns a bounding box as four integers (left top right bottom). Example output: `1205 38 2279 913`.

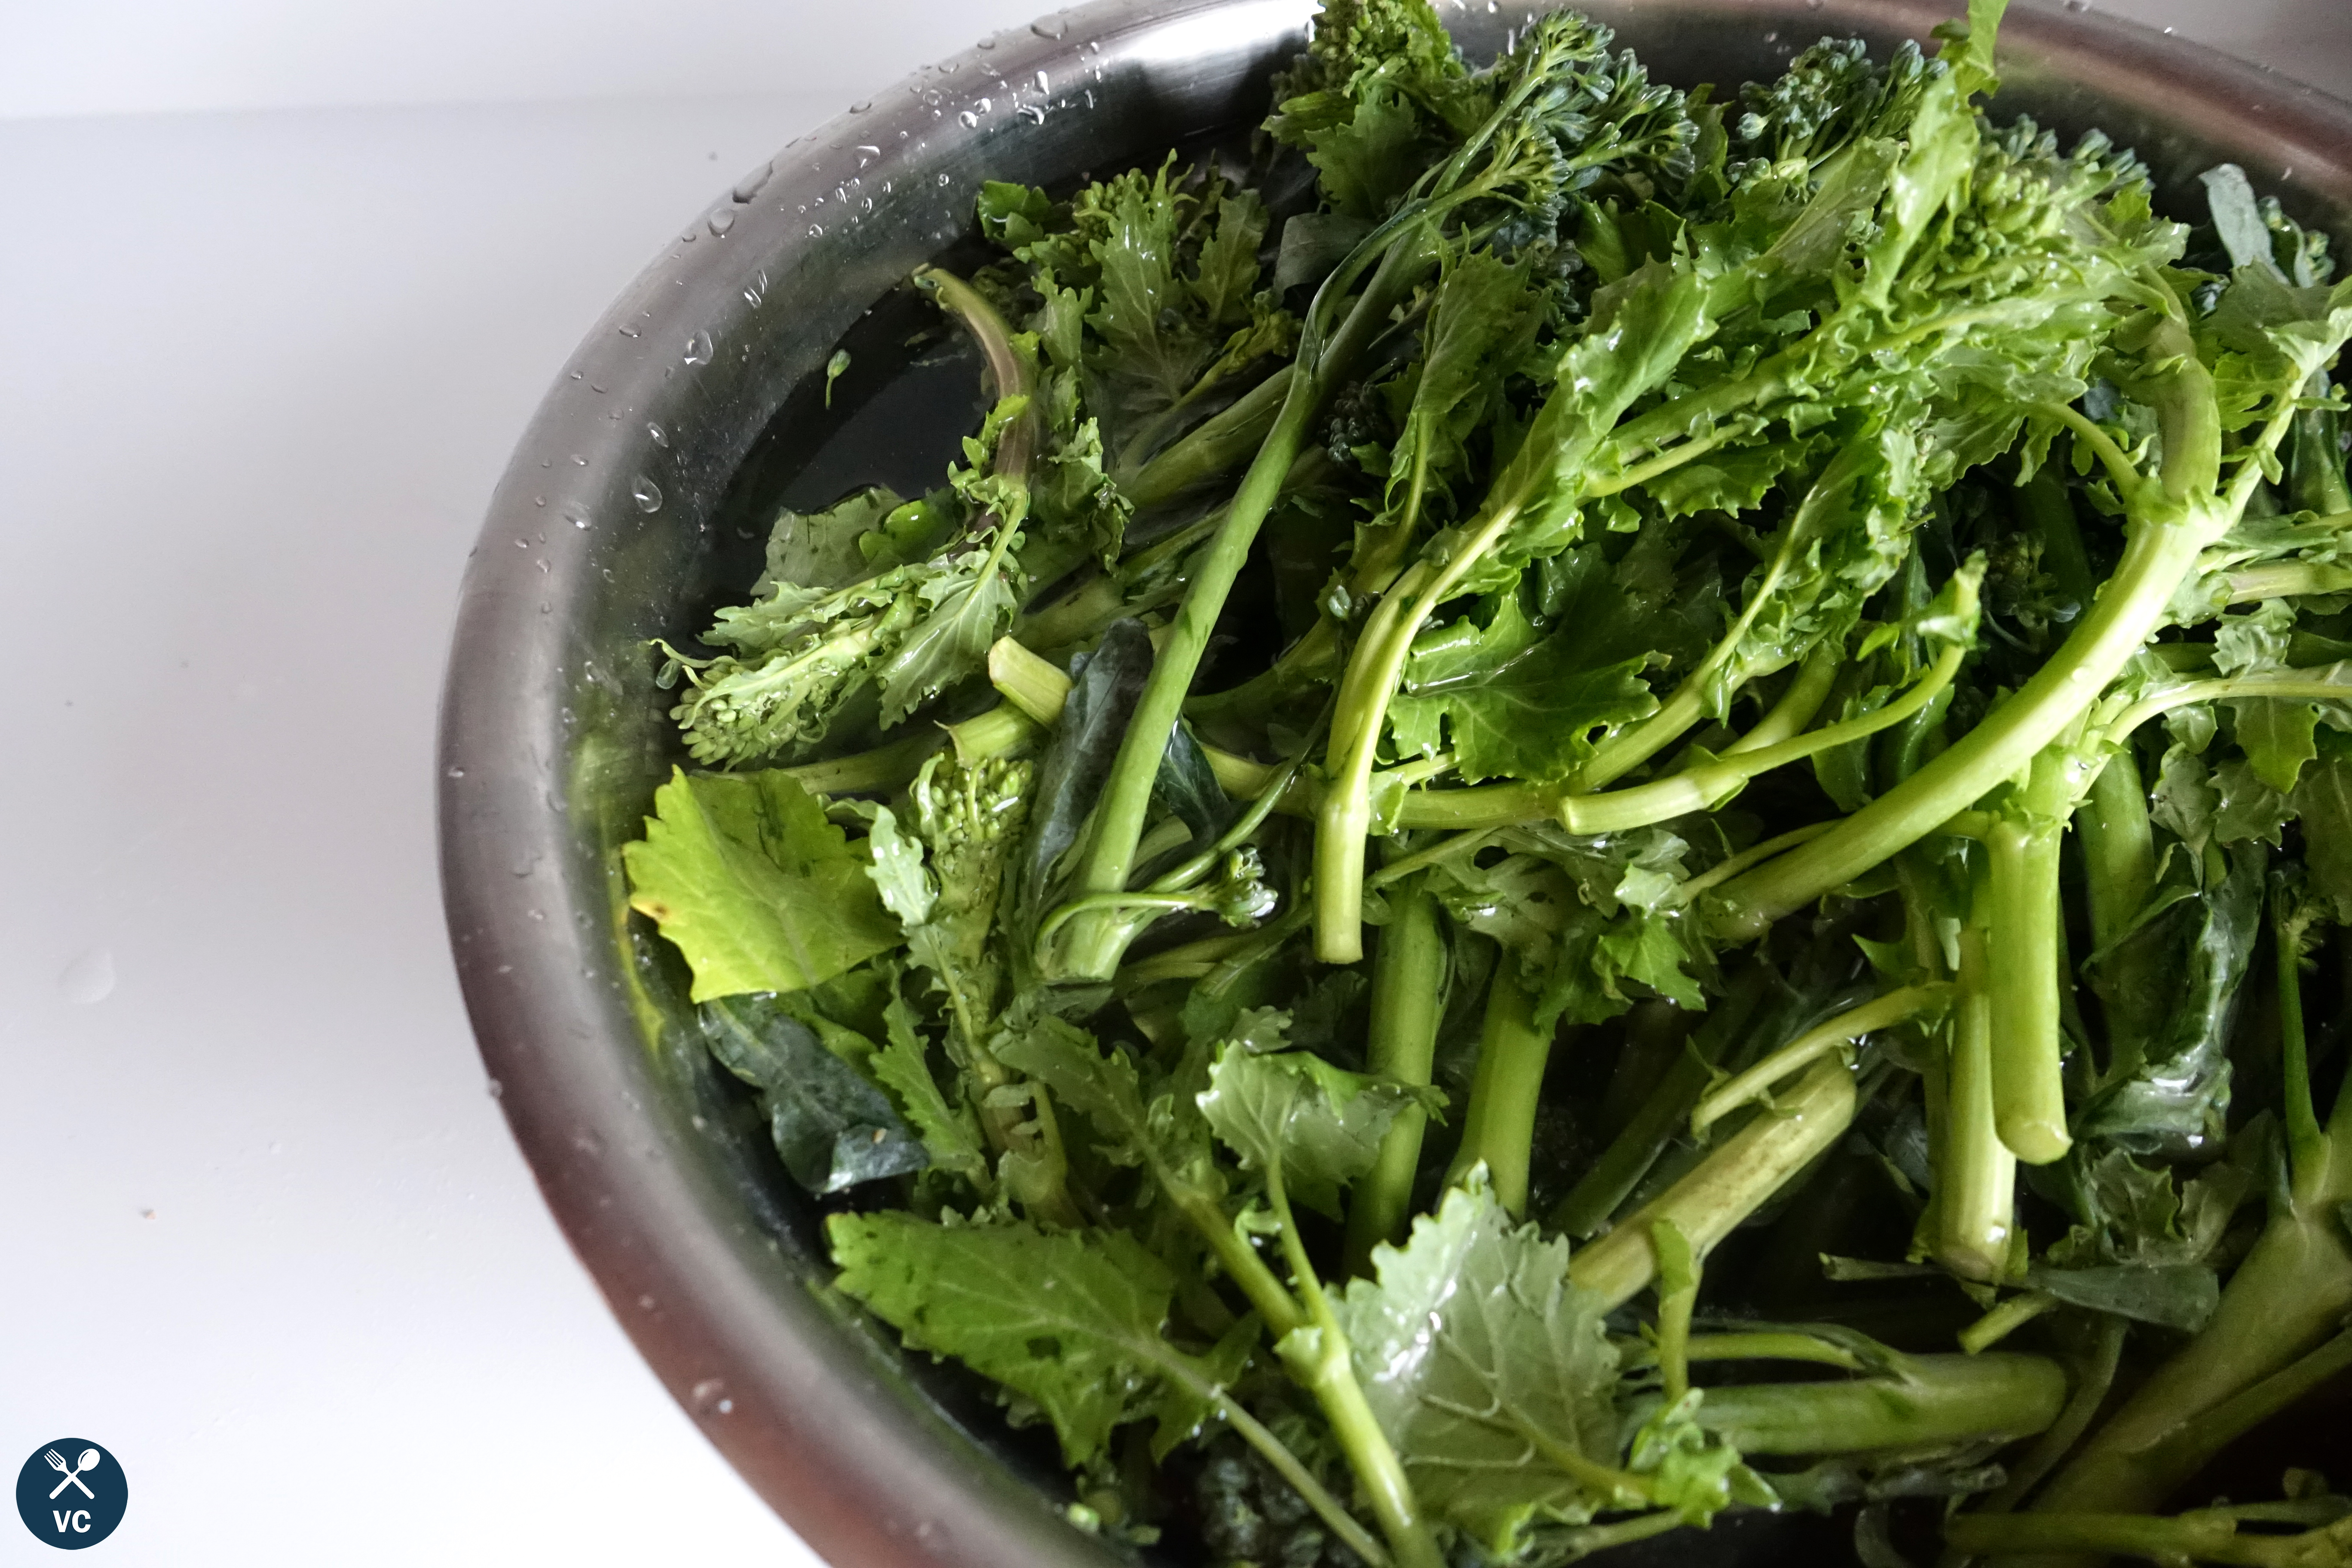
701 995 926 1192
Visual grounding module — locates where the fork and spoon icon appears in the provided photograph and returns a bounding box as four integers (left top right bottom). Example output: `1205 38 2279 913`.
45 1448 98 1500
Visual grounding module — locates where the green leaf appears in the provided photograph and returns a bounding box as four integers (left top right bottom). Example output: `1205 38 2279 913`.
1197 1044 1431 1218
744 484 908 608
1191 184 1271 329
873 526 1026 727
2023 1262 2219 1332
1390 587 1659 783
1385 251 1547 525
623 768 902 1001
2230 695 2322 794
2201 163 2286 280
2293 732 2352 921
827 1212 1202 1467
1274 212 1372 294
871 980 989 1188
700 995 926 1192
1331 1183 1624 1551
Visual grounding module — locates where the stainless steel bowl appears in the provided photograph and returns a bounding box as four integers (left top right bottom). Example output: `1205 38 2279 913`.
437 4 2352 1563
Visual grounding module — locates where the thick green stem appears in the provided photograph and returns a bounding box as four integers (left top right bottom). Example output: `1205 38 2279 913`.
1690 983 1952 1138
784 729 947 795
1988 808 2072 1165
1937 906 2019 1283
1568 1055 1857 1311
1119 366 1294 508
1346 881 1447 1271
1553 965 1770 1238
1266 1169 1445 1568
1723 643 1844 756
1166 1186 1305 1340
1685 1352 2067 1455
1201 1385 1390 1566
2229 557 2352 602
1057 233 1433 980
1442 971 1554 1218
2079 747 2161 1081
1712 511 2222 939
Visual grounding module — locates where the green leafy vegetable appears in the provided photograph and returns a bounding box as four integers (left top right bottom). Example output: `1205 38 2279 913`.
622 767 901 1000
614 1 2352 1560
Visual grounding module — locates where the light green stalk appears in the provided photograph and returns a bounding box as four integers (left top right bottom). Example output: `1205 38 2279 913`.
1687 1353 2067 1455
1568 1055 1857 1311
1936 891 2020 1283
1553 965 1771 1239
1442 972 1554 1218
1987 744 2076 1166
1712 286 2345 937
1346 879 1447 1272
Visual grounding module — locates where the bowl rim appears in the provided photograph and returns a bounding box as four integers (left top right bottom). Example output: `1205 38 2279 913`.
437 3 2352 1565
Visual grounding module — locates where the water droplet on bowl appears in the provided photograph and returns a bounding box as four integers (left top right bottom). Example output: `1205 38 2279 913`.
850 99 873 113
707 207 735 236
959 109 979 128
61 949 116 1005
1034 70 1050 92
732 162 774 202
486 1078 504 1099
647 420 668 446
632 476 664 512
976 31 997 48
683 330 713 365
1031 12 1069 38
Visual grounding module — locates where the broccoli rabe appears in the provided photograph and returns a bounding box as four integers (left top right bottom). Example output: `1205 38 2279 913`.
619 0 2352 1562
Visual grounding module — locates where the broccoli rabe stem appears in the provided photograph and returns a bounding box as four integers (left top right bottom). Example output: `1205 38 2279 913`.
1568 1055 1857 1311
1979 1314 2126 1513
1346 879 1446 1272
1263 1167 1446 1568
1934 894 2019 1283
1553 964 1771 1238
1690 983 1952 1139
1117 365 1295 508
1987 746 2076 1166
1685 1352 2067 1455
2078 746 2163 1082
1711 510 2219 940
1051 227 1438 981
1721 642 1843 757
1709 288 2350 937
1948 1506 2352 1567
1192 1384 1390 1567
1442 971 1554 1218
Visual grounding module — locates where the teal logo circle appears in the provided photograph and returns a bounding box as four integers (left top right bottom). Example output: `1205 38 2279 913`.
15 1442 127 1549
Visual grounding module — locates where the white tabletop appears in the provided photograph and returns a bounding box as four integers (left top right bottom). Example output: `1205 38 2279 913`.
1 3 2342 1565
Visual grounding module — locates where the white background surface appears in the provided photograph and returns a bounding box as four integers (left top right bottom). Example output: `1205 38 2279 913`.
0 3 2343 1565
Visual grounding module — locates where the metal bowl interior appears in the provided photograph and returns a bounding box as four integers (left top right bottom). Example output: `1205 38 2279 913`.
437 4 2352 1565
